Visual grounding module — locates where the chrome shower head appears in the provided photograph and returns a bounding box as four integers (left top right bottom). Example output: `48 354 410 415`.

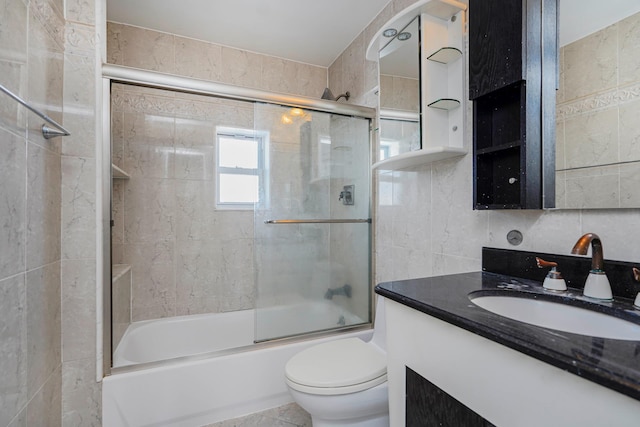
321 88 350 102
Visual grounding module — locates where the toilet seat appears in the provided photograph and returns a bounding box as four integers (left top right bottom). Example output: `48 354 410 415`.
285 338 387 396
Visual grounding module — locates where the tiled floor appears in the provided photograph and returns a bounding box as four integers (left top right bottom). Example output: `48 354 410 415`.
203 403 311 427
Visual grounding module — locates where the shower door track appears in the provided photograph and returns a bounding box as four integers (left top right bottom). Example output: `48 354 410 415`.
264 219 371 224
102 64 376 119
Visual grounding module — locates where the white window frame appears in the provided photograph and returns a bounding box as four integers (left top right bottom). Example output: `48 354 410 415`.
215 127 268 210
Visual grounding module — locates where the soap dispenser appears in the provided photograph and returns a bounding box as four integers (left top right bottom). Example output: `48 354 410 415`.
536 257 567 291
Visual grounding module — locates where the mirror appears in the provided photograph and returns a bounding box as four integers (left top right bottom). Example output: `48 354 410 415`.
556 0 640 208
378 16 421 162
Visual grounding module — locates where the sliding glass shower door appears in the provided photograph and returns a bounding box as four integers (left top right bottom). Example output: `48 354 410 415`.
253 103 372 342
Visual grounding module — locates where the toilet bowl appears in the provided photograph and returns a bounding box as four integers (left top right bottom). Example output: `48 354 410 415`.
284 297 389 427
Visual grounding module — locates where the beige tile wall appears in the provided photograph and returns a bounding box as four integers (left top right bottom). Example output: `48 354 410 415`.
329 0 640 287
0 0 64 425
556 11 640 209
106 22 328 99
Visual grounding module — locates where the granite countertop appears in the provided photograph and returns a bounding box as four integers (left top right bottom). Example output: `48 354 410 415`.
375 271 640 401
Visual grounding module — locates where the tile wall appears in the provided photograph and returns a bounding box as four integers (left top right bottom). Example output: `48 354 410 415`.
329 0 640 285
111 84 257 320
556 11 640 208
0 0 63 425
106 22 328 99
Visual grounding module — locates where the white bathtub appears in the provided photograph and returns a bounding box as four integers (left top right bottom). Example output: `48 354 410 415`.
103 301 371 426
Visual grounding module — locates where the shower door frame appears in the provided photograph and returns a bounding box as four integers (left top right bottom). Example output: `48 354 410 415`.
100 64 376 376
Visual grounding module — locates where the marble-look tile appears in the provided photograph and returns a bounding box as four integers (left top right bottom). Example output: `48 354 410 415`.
432 253 482 276
111 180 124 245
618 12 640 87
111 110 125 169
0 0 28 58
64 21 95 57
564 23 617 101
27 3 64 151
557 46 565 104
125 241 175 321
26 364 61 427
487 209 582 256
106 22 124 65
391 166 431 253
6 408 26 427
124 178 176 243
175 239 223 309
123 112 175 179
618 98 640 162
0 128 26 279
62 358 101 427
120 24 175 74
328 55 343 99
65 0 94 26
296 62 327 99
262 56 300 95
619 162 640 208
26 262 61 399
61 156 96 260
565 166 620 209
174 117 215 180
220 46 263 89
564 107 618 169
431 155 488 261
0 60 28 137
0 274 27 427
341 33 366 102
61 259 96 362
112 266 131 348
62 53 96 158
555 170 567 209
26 141 61 270
555 119 565 170
205 402 311 427
175 36 222 82
580 209 640 262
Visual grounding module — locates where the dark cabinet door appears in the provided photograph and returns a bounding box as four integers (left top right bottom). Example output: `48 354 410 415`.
469 0 557 210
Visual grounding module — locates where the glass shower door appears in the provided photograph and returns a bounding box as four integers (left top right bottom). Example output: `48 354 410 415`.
253 103 371 342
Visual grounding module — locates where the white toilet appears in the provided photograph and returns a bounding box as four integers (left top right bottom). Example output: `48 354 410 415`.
284 297 389 426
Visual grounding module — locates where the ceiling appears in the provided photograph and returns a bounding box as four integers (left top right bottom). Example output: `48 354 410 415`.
106 0 391 67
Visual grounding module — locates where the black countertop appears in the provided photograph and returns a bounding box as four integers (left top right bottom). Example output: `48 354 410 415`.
375 271 640 401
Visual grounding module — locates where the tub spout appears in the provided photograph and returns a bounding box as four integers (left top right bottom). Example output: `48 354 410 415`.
324 284 352 300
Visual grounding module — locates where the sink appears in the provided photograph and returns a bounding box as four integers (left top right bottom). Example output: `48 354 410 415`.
469 294 640 341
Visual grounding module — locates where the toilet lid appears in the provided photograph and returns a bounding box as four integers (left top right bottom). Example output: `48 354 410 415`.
285 338 386 390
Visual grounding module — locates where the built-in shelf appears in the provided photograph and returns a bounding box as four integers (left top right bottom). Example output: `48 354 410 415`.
112 164 130 180
427 47 462 64
372 146 467 171
427 98 461 111
475 140 522 155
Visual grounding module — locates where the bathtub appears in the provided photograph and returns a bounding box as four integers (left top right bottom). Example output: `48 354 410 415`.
103 301 371 426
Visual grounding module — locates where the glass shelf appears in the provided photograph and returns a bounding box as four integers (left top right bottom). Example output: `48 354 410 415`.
112 164 130 180
427 98 460 111
427 47 462 64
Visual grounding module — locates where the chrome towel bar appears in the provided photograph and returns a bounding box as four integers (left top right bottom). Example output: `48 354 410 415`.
0 83 71 139
264 219 371 224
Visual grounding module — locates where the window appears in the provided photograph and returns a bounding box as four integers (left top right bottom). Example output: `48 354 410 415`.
216 127 267 209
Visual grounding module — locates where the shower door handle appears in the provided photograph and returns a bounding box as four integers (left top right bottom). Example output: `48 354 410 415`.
264 218 371 224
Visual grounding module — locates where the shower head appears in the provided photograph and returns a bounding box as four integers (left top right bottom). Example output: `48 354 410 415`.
321 88 351 102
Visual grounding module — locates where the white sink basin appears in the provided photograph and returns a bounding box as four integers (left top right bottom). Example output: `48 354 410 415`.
470 295 640 341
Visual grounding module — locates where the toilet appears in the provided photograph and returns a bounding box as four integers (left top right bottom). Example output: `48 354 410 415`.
284 297 389 426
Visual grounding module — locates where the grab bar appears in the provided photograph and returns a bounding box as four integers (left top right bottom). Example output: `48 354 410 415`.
264 218 371 224
0 83 71 139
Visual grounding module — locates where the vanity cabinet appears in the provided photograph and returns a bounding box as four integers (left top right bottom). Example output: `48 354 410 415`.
469 0 557 209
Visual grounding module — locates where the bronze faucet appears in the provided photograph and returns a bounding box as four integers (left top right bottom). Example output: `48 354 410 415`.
571 233 612 300
571 233 604 272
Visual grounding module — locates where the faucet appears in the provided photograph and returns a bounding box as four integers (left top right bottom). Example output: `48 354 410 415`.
571 233 613 300
324 284 352 300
